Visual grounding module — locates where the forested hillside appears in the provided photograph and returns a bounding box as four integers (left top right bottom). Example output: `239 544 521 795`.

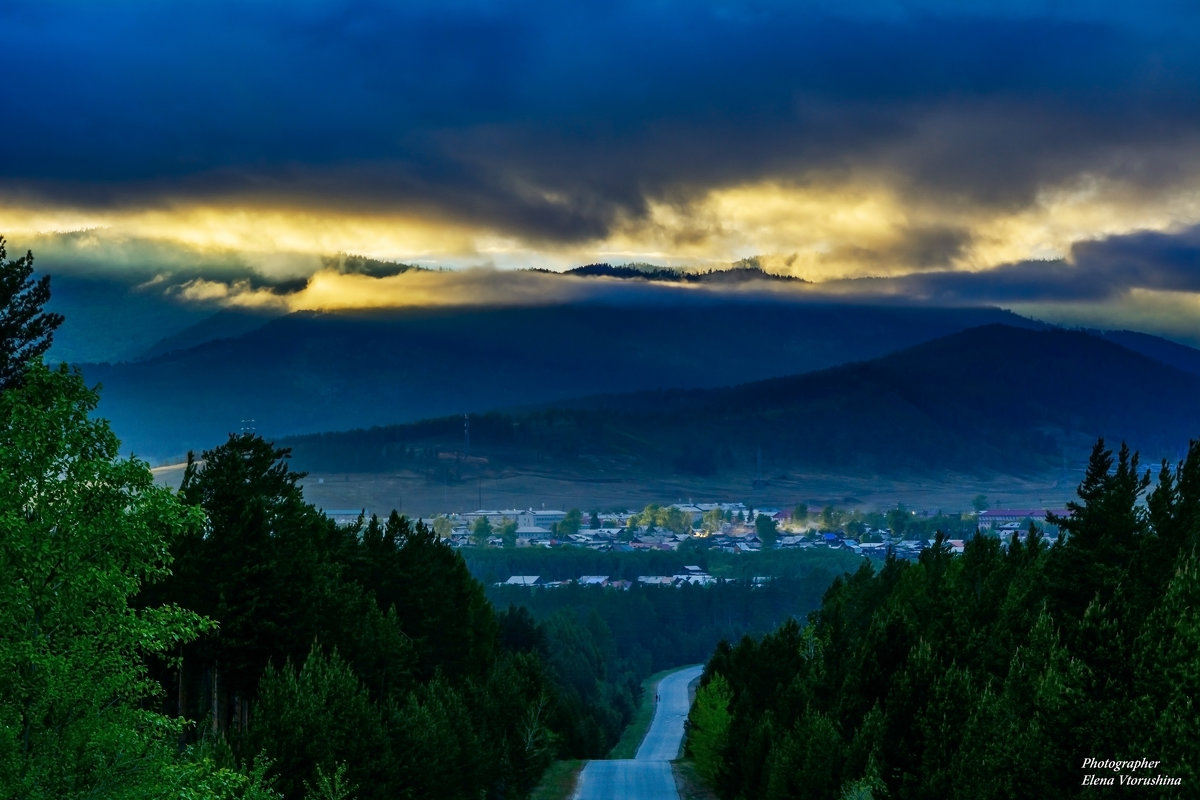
80 301 1034 460
286 324 1200 479
1 242 661 799
689 437 1200 798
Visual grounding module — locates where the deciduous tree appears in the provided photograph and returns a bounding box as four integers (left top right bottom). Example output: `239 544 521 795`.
0 363 273 799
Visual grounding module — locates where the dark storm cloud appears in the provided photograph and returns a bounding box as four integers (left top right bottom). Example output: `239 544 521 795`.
5 1 1200 242
846 224 1200 303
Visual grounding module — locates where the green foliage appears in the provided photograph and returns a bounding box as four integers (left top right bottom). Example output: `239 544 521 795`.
688 673 732 787
755 513 778 549
498 516 519 548
249 647 388 800
699 437 1200 799
472 515 493 546
1133 551 1200 788
432 515 453 538
303 763 355 800
0 236 63 390
821 505 843 530
0 363 272 799
142 435 576 798
559 508 583 537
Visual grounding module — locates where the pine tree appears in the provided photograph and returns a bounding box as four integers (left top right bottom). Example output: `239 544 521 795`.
0 236 63 390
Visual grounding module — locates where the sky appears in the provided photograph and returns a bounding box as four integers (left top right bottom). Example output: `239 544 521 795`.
5 0 1200 346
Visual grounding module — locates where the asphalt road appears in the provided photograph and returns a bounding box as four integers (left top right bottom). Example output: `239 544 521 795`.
573 664 704 800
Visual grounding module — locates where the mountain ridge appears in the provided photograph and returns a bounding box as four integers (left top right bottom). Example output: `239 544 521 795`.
82 301 1042 460
280 323 1200 481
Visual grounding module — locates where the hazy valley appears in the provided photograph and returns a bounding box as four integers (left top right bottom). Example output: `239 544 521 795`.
77 280 1200 517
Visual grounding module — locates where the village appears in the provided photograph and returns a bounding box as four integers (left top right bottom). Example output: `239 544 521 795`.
323 501 1069 589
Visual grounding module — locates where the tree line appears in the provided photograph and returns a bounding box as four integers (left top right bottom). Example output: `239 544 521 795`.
687 437 1200 798
1 237 861 799
0 239 614 799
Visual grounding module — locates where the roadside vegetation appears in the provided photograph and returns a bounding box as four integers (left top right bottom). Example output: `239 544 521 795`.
606 668 681 760
527 760 585 800
2 238 861 798
688 437 1200 798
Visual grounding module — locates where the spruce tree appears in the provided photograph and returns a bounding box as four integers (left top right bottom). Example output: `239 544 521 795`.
0 236 63 390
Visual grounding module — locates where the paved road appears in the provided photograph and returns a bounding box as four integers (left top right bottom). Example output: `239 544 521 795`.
573 664 704 800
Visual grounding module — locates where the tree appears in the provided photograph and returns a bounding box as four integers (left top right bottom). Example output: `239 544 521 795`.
972 494 990 513
756 513 779 549
1047 439 1150 618
559 508 583 537
471 516 493 546
822 505 844 530
497 517 518 548
249 646 390 800
663 507 693 536
0 237 63 390
0 363 274 799
688 673 733 787
887 505 910 538
432 515 453 539
168 433 346 730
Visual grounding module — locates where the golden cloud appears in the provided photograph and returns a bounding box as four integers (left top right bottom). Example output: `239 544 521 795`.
6 166 1200 295
1012 288 1200 347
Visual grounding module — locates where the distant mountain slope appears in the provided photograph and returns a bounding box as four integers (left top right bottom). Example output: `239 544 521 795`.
1092 328 1200 378
46 275 219 364
282 324 1200 478
137 308 283 359
81 301 1038 460
561 262 808 284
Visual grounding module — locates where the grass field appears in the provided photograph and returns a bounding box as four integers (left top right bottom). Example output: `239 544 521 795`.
287 464 1078 520
151 451 1079 520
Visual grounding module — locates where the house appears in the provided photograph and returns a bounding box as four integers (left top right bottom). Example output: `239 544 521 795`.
322 508 366 526
518 508 568 530
462 509 525 527
976 509 1069 531
578 575 610 587
516 525 552 540
503 576 541 587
